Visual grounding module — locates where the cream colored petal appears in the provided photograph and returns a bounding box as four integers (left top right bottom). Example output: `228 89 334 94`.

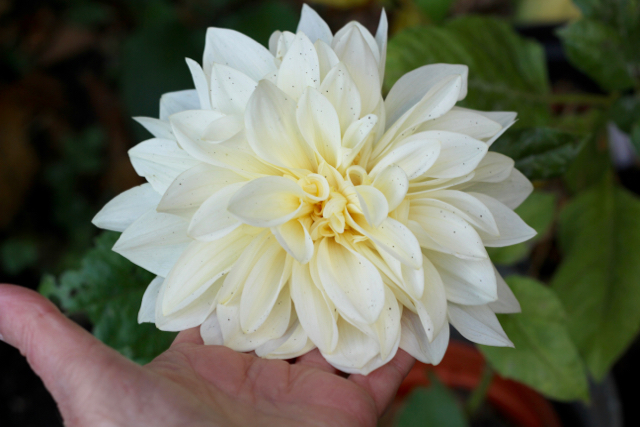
203 27 276 81
414 255 448 341
421 131 488 179
331 27 381 115
158 163 247 219
372 165 409 211
113 210 191 277
374 9 388 85
321 318 380 374
160 90 199 120
268 30 281 55
291 261 339 353
373 286 402 360
340 114 378 170
426 250 497 306
315 237 385 325
256 317 308 358
138 276 163 324
133 117 174 140
276 32 320 101
227 176 305 228
385 64 468 128
129 138 199 194
333 22 380 64
272 220 314 264
209 63 257 115
488 268 521 314
297 87 341 167
240 247 291 333
200 311 224 345
297 4 333 45
185 58 212 110
471 193 536 247
245 80 316 170
400 310 449 364
409 205 487 259
448 303 513 347
479 111 517 146
161 228 254 315
351 216 422 269
188 182 245 241
470 152 514 183
274 31 296 65
462 168 533 210
314 40 339 82
319 62 362 135
416 107 502 141
355 185 389 227
93 183 161 232
369 138 441 180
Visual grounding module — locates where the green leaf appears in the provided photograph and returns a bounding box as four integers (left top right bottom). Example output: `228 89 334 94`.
385 16 551 128
396 375 468 427
610 95 640 153
551 176 640 380
40 232 176 364
487 191 557 265
414 0 455 23
491 127 583 180
479 276 589 401
557 19 635 91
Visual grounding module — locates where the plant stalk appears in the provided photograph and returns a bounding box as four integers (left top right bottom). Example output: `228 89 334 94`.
466 364 494 418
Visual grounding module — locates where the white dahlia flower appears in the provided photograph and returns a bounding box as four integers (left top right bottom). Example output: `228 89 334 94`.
93 5 535 374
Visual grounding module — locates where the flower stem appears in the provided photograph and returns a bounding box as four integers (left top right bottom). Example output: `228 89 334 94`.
466 364 494 418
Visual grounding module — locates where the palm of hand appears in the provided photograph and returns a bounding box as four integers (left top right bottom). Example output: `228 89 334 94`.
0 285 414 427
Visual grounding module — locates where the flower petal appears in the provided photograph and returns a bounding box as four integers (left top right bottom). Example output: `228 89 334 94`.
470 193 536 247
355 185 389 227
185 58 212 110
228 176 305 228
400 310 449 364
479 111 517 146
385 64 468 128
462 168 533 209
314 39 339 81
315 237 385 324
160 90 199 120
414 255 448 341
138 276 163 324
203 27 276 81
245 80 316 170
374 10 388 84
133 117 174 140
158 163 247 219
291 261 339 353
488 268 521 314
297 87 341 167
155 276 223 331
321 318 380 374
93 183 161 232
369 137 441 180
448 303 513 347
161 228 254 315
188 182 246 241
340 114 378 169
422 131 488 178
272 219 314 264
209 63 257 115
129 138 200 194
373 286 402 360
417 107 502 141
297 4 333 45
113 210 191 277
469 152 514 183
426 250 497 305
276 32 320 101
372 165 409 211
319 62 362 135
200 311 224 345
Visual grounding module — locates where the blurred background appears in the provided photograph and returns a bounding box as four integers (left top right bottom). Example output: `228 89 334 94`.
1 0 639 426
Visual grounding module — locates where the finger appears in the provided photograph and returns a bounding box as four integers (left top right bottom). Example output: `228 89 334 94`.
348 349 415 416
295 348 338 374
0 284 139 404
172 327 204 346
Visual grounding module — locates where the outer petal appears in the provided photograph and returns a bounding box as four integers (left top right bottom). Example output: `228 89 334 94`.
203 27 276 81
469 152 514 183
160 90 199 120
319 63 362 135
416 107 502 141
462 168 533 210
291 261 339 353
369 137 441 180
155 276 223 331
471 193 536 247
297 4 333 45
426 250 497 305
421 131 488 179
297 87 341 167
272 219 314 264
138 276 164 324
340 114 378 169
373 285 402 360
227 176 305 228
161 228 254 315
414 255 448 341
93 184 161 232
400 310 449 364
448 303 513 347
385 64 468 128
374 9 388 84
129 138 199 194
321 318 380 374
113 210 191 277
188 182 246 241
209 63 257 115
315 237 385 324
315 40 339 82
133 117 174 140
488 268 521 314
185 58 212 110
372 165 409 212
200 311 224 345
276 32 320 101
245 80 316 170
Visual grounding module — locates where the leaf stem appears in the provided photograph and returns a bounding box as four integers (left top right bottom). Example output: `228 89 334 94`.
466 363 494 418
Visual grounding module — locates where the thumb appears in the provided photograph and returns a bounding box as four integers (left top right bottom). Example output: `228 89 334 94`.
0 284 139 408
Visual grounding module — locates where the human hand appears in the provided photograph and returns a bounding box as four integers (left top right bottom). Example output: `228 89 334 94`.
0 284 414 427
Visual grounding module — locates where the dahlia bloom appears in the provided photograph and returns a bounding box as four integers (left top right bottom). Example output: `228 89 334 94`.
93 5 534 374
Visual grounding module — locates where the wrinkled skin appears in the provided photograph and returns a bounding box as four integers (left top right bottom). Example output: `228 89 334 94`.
0 284 414 427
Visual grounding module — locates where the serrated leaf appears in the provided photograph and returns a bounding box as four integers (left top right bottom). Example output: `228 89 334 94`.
491 127 583 180
396 375 468 427
385 16 551 128
551 176 640 380
479 276 589 401
487 191 557 265
40 232 176 364
557 19 635 91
